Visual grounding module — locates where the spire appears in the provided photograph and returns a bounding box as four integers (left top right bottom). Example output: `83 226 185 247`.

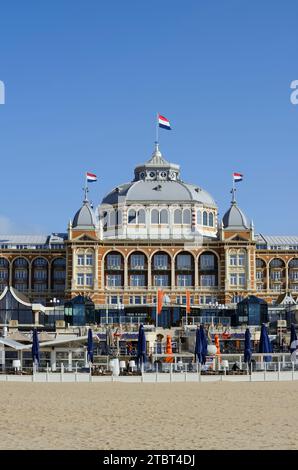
147 142 170 166
230 186 237 205
83 184 89 204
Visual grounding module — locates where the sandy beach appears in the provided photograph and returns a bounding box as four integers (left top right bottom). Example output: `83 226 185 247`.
0 381 297 450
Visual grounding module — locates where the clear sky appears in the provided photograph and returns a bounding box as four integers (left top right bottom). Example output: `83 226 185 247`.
0 1 297 235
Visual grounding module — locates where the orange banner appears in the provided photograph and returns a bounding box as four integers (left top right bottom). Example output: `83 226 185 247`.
157 290 164 315
186 290 191 314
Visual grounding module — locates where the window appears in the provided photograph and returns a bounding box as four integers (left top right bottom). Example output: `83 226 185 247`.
256 271 263 280
15 283 26 292
14 258 27 267
256 259 265 268
197 210 202 225
54 271 65 280
128 209 136 224
270 259 284 268
176 254 192 270
238 273 246 286
230 273 237 286
160 209 169 224
209 213 214 227
116 209 122 226
153 275 169 287
130 274 145 287
271 271 282 280
0 271 7 279
177 274 192 287
200 254 215 270
201 275 216 287
15 270 28 280
34 258 47 266
153 254 169 270
203 211 208 226
34 270 47 280
183 209 191 225
151 209 159 224
273 285 281 292
107 254 122 269
34 283 47 292
174 209 182 224
289 259 298 268
0 258 8 267
238 253 245 266
110 296 118 304
86 273 93 286
106 274 122 287
86 254 93 266
257 284 263 291
77 254 84 266
230 254 237 266
290 271 298 281
77 273 84 285
130 253 145 269
138 209 146 224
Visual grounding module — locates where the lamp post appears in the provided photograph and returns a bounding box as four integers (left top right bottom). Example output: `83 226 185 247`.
117 301 125 324
50 297 60 322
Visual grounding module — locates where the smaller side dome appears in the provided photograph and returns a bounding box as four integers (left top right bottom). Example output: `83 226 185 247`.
73 201 96 229
222 202 249 230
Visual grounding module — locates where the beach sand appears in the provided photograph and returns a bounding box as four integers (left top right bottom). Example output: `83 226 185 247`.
0 381 297 450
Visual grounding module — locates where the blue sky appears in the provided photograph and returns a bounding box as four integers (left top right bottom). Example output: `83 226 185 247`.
0 1 297 235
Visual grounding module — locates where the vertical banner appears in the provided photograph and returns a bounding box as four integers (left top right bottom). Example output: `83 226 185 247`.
186 290 191 315
157 290 164 315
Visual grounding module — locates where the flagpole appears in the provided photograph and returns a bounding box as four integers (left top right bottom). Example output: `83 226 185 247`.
84 173 89 202
155 112 159 147
232 173 236 203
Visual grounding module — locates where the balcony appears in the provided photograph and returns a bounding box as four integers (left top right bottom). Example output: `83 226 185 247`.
129 265 146 270
153 265 170 271
106 265 123 271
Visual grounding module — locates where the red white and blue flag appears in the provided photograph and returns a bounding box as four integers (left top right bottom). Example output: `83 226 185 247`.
158 114 171 130
233 172 243 183
86 172 97 183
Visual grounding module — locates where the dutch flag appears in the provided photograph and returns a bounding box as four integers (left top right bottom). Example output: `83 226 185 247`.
86 172 97 183
158 114 171 130
233 172 243 183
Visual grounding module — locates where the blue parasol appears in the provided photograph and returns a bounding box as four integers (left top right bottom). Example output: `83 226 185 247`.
195 327 202 364
290 324 297 355
244 328 252 363
32 328 40 366
200 325 208 365
87 328 94 363
259 324 272 362
137 324 146 367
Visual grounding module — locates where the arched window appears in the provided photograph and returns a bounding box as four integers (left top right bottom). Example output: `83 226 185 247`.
109 210 116 226
289 259 298 268
151 209 159 224
174 209 182 224
203 211 208 226
256 258 266 268
270 259 284 268
138 209 146 224
160 209 169 224
197 210 202 225
116 209 122 226
183 209 191 224
128 209 136 224
209 213 214 227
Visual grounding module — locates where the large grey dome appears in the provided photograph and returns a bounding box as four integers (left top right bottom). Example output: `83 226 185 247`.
102 180 216 206
223 202 249 230
73 201 96 229
101 145 216 207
